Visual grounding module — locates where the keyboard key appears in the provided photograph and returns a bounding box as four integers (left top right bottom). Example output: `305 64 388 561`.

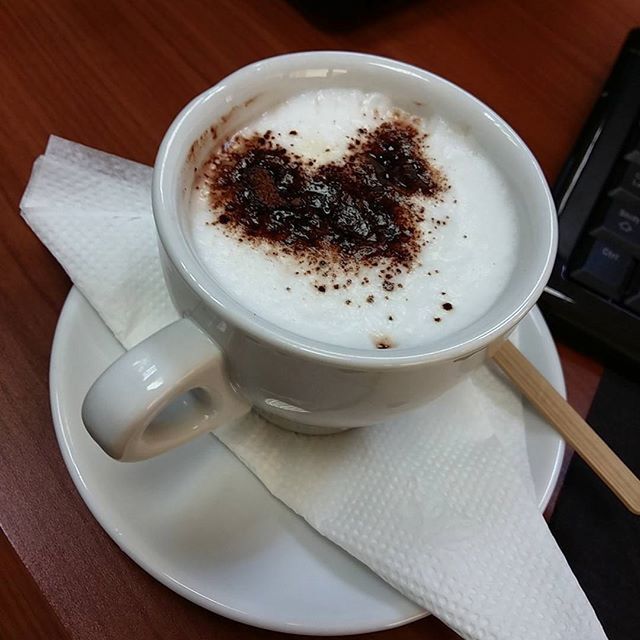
610 162 640 203
571 239 635 299
623 267 640 314
624 145 640 165
592 202 640 256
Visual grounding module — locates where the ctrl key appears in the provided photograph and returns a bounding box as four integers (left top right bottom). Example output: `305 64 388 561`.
571 239 635 299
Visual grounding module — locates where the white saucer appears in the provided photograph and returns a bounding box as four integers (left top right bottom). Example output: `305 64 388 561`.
50 288 565 636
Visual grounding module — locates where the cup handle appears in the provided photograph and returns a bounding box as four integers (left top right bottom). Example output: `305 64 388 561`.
81 318 251 461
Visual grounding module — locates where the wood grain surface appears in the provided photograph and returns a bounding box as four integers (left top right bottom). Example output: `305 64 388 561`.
1 0 636 638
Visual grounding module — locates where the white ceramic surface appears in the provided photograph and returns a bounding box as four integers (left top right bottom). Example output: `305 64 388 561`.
82 52 558 460
51 287 565 636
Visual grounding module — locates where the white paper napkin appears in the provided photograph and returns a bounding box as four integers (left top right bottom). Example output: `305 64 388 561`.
21 136 607 640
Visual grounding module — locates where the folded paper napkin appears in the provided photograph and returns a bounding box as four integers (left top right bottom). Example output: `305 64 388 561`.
21 137 607 640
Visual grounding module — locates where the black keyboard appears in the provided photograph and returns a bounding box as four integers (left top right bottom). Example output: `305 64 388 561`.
540 28 640 368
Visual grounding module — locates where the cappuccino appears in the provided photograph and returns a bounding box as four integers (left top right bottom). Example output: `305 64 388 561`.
188 89 518 350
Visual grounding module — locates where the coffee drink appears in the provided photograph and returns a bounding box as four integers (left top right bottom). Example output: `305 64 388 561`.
188 89 518 350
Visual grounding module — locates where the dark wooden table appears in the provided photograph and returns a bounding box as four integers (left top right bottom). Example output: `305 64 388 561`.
1 1 636 638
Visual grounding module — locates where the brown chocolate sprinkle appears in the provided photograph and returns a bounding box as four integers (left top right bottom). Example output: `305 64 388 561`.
289 130 298 135
434 317 441 322
442 302 453 311
374 336 396 349
366 295 375 303
201 119 448 293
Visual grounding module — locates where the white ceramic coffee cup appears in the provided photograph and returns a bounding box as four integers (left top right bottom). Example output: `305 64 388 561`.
82 51 557 461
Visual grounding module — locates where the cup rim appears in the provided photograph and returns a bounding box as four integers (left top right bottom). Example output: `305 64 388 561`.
152 51 557 369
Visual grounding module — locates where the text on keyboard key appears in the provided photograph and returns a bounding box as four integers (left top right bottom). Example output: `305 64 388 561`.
592 202 640 257
571 239 635 299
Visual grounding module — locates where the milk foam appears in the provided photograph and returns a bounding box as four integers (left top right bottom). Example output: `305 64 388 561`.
188 89 518 350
